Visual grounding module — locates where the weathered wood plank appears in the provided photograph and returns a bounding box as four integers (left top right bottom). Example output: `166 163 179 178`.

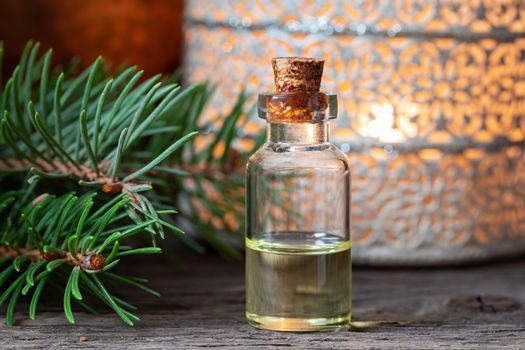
1 251 524 349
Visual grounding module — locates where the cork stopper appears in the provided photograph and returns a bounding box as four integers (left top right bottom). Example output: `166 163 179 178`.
272 57 324 93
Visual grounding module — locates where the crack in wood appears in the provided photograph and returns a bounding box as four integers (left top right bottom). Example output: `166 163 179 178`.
445 295 522 313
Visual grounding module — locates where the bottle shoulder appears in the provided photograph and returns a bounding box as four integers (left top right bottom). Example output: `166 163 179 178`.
247 142 350 172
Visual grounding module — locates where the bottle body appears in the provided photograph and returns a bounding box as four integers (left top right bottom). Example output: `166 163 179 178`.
245 93 352 331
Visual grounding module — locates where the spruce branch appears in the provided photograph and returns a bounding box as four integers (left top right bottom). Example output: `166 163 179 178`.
0 41 204 325
0 40 259 325
0 189 164 326
0 42 197 193
46 59 259 258
0 42 203 243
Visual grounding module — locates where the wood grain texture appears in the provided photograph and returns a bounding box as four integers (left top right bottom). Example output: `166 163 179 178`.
1 251 524 349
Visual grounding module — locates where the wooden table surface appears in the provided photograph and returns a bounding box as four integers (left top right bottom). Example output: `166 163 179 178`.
1 249 524 349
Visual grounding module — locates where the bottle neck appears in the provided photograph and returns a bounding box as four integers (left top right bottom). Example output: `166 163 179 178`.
267 121 329 145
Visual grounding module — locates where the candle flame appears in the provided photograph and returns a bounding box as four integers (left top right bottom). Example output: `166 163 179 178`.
366 104 404 142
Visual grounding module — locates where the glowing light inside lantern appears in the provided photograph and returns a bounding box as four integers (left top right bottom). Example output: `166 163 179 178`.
366 104 405 143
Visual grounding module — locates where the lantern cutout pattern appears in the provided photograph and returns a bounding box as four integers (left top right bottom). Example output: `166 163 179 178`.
184 0 525 265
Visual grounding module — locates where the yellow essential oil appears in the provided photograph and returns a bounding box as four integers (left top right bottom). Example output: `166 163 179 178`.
246 233 351 331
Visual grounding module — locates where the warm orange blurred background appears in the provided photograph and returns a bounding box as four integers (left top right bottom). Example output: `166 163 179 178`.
0 0 184 77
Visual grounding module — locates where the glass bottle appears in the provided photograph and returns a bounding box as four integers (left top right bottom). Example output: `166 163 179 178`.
245 57 351 332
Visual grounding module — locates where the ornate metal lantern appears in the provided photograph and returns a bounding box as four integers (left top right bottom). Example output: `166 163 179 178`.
184 0 525 265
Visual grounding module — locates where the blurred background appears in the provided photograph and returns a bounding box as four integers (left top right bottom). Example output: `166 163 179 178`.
0 0 184 77
1 0 524 266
